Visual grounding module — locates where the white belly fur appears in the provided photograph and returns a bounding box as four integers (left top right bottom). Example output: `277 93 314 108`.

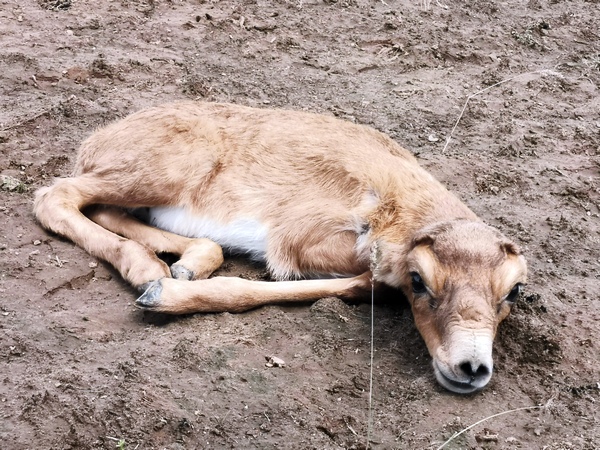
146 206 268 260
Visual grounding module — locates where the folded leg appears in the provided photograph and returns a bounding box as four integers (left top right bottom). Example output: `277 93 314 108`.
86 206 224 281
34 179 171 289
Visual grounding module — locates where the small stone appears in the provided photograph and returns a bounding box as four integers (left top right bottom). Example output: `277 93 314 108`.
66 29 73 36
1 175 25 192
476 431 499 443
428 134 439 142
265 355 285 368
33 240 41 246
88 261 98 268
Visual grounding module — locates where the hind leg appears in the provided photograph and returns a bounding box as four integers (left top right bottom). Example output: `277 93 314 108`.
86 206 224 281
34 178 171 290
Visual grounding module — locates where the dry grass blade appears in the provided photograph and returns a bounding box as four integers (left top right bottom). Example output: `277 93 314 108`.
436 405 545 449
441 69 558 153
366 275 376 449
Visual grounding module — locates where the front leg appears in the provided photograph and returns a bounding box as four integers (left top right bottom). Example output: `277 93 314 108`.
136 272 373 314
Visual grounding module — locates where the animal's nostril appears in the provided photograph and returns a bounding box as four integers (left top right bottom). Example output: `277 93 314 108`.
459 361 490 379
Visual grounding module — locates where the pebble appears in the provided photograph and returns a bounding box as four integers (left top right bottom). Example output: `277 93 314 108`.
265 355 285 368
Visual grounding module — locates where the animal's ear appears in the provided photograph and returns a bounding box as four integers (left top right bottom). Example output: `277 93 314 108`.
411 231 435 248
411 221 451 248
501 240 521 256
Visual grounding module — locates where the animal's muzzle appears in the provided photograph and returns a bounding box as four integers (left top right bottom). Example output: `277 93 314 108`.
432 328 494 394
433 360 492 394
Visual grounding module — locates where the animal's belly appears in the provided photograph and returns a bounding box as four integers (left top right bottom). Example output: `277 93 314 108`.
142 206 268 260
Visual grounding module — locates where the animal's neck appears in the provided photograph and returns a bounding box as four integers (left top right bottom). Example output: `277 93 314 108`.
365 186 478 247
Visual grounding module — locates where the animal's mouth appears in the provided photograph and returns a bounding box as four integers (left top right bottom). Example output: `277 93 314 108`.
433 360 488 395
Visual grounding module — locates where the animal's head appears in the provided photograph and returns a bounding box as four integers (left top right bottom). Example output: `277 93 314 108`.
373 220 527 394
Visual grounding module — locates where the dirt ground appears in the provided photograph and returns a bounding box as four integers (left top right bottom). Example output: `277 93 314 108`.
0 0 599 449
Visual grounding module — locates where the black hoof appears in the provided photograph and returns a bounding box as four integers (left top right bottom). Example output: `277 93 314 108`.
136 280 163 309
170 264 194 281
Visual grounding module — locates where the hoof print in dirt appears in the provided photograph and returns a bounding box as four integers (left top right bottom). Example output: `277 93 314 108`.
136 280 163 309
170 264 194 281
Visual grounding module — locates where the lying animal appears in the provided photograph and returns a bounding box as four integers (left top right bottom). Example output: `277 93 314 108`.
34 102 527 394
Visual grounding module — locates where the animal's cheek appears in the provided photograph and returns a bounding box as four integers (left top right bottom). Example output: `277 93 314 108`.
495 302 514 327
410 303 444 356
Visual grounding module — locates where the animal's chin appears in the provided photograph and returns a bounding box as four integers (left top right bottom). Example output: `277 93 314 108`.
432 360 490 395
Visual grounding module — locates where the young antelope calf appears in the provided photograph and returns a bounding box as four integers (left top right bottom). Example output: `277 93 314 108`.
34 102 527 394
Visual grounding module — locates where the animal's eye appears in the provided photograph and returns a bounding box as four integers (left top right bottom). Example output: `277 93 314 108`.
505 283 523 303
410 272 427 295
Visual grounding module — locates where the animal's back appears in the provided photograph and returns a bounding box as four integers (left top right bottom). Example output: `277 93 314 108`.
73 101 429 218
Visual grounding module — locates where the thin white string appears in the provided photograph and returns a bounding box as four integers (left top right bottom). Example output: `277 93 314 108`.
441 69 553 153
366 276 375 449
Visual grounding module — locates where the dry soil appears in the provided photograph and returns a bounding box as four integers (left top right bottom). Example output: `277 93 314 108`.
0 0 599 449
